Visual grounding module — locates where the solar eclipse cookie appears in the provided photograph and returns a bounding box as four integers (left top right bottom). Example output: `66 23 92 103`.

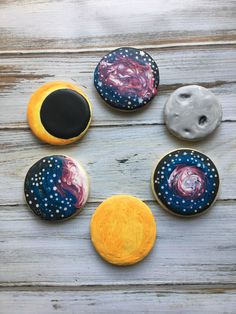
94 47 159 111
90 195 156 265
164 85 222 141
27 81 92 145
24 155 89 221
152 149 219 217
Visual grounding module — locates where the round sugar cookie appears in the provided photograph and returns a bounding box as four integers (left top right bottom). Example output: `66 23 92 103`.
94 47 159 111
24 155 89 221
164 85 222 141
27 81 92 145
152 149 220 217
90 195 156 266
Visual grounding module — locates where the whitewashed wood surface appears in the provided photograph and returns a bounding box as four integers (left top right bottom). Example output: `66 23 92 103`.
0 0 236 313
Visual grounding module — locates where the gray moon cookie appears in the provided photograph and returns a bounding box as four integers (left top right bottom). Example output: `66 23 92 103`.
164 85 222 141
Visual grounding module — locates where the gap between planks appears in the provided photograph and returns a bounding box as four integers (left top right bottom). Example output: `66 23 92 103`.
0 40 236 56
0 282 236 293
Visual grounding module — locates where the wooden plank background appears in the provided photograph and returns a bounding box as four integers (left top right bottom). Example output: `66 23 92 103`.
0 0 235 313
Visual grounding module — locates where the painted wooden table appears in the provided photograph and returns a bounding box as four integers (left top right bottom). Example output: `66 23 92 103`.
0 1 236 313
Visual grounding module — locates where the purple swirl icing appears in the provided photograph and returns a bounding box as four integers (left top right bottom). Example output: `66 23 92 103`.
168 165 206 200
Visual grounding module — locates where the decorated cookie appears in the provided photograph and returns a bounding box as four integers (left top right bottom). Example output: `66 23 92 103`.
94 47 159 111
27 81 92 145
24 155 89 221
152 149 219 217
164 85 222 141
90 195 156 265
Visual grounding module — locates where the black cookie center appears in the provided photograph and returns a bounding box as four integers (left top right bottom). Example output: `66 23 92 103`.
40 89 91 139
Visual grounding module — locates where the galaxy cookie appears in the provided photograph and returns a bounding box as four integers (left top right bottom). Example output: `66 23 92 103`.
24 155 89 221
152 149 219 217
90 195 156 266
164 85 222 141
27 81 92 145
94 47 159 111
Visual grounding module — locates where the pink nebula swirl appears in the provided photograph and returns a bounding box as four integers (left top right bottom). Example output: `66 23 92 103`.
56 157 88 208
168 165 206 199
98 57 157 99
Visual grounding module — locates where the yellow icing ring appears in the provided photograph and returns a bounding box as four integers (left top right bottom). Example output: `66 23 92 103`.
90 195 156 266
27 81 92 145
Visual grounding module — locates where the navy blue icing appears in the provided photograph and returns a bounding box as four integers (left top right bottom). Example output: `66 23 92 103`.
153 149 220 216
24 155 79 221
94 47 159 111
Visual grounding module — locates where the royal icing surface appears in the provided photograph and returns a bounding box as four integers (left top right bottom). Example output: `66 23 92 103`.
94 47 159 110
152 149 219 216
24 155 89 221
164 85 222 141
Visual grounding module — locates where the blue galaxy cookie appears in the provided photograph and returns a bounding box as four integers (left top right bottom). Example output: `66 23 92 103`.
152 149 219 217
24 155 89 221
94 47 159 111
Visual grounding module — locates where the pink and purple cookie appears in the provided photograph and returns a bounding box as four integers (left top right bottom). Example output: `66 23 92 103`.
94 47 159 111
24 155 89 221
152 149 220 217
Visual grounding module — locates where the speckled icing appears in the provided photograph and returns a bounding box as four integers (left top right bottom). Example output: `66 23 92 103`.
164 85 222 141
94 47 159 111
24 155 89 221
152 149 220 216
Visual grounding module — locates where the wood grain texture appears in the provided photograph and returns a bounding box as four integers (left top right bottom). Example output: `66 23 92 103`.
0 288 236 314
0 201 235 285
1 122 236 205
0 0 235 51
0 0 236 312
0 45 235 128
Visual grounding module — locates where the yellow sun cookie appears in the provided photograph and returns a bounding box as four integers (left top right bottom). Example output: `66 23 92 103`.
27 81 92 145
90 195 156 266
